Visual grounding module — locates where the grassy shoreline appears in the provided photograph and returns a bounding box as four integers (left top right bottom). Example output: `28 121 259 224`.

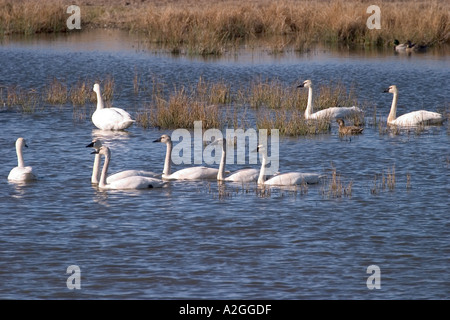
1 0 449 55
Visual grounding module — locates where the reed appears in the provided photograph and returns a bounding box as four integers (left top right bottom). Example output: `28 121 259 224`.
44 77 68 104
137 86 225 129
322 166 353 198
2 1 448 54
0 0 68 35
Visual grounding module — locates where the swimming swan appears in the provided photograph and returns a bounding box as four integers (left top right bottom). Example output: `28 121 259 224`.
212 138 260 183
153 134 220 181
298 80 363 120
383 85 444 126
8 137 36 182
257 145 321 186
92 146 167 189
86 139 161 184
92 83 135 130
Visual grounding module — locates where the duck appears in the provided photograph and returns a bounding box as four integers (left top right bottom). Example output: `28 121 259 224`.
8 137 36 182
393 39 408 52
153 134 220 181
92 83 135 130
405 40 428 53
256 145 322 186
336 118 364 135
91 146 167 190
86 139 161 184
383 85 444 126
297 80 363 120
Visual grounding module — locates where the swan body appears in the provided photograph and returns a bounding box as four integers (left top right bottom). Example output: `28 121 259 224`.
383 85 444 126
8 138 36 182
298 80 363 120
153 134 220 181
212 138 260 183
92 83 135 130
257 145 321 186
86 139 160 184
225 168 260 183
92 146 167 189
336 118 364 135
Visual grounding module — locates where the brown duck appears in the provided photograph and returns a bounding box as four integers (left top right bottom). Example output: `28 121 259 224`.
336 119 364 135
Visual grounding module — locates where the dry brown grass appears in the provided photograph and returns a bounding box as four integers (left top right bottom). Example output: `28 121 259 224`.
1 1 448 53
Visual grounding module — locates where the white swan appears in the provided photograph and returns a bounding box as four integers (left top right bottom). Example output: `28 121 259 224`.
383 85 444 126
86 139 161 184
92 146 167 190
212 138 260 183
298 80 363 120
257 145 321 186
8 137 36 182
92 83 135 130
153 134 220 180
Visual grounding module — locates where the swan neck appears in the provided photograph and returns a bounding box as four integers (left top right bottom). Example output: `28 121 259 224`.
163 140 172 176
217 142 226 181
257 152 267 184
92 153 101 184
305 86 313 118
16 142 25 168
95 89 105 110
388 92 398 122
99 151 110 187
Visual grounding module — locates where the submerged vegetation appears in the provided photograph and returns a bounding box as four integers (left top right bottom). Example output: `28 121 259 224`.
0 0 448 55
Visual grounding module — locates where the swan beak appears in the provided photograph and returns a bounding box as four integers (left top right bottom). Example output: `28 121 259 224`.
153 138 162 143
90 150 99 154
24 144 28 148
86 142 95 148
383 88 390 93
297 83 305 88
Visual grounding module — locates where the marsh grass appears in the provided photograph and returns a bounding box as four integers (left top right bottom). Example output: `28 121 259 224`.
322 166 353 198
0 85 40 112
44 78 68 104
2 1 448 54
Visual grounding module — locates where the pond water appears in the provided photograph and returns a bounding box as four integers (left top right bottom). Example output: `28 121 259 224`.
0 30 449 299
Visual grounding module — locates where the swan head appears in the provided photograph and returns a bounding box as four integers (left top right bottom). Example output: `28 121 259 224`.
93 83 100 93
297 79 312 88
383 85 398 94
210 137 226 146
153 134 171 144
16 137 28 149
91 146 110 157
86 139 102 149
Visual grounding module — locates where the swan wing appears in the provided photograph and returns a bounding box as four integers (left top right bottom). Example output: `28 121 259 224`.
393 110 443 126
311 106 362 120
107 170 161 183
264 172 321 186
8 166 36 181
225 168 259 182
168 166 219 180
92 108 135 130
106 176 167 189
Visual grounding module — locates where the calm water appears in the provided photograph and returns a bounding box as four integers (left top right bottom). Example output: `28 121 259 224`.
0 30 449 300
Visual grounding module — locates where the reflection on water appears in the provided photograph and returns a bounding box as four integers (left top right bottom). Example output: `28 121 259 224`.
0 30 449 300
